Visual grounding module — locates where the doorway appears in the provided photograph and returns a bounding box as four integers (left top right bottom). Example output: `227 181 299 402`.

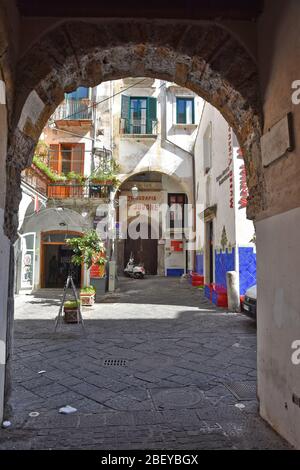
205 220 214 284
41 231 82 288
124 226 158 275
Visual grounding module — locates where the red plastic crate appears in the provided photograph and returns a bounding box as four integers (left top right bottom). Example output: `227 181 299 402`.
216 292 228 307
191 272 204 287
212 284 228 308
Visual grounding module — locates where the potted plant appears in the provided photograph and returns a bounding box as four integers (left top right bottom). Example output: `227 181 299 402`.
90 160 120 188
66 171 86 185
66 230 107 302
80 285 96 306
66 171 86 197
63 300 81 323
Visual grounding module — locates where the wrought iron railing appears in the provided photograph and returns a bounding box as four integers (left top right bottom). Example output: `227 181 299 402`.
47 182 112 199
52 99 93 121
22 167 48 196
120 118 158 135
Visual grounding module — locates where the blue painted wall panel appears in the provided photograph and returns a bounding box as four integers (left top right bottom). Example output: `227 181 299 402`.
238 247 256 295
166 268 184 277
195 253 204 275
215 248 235 289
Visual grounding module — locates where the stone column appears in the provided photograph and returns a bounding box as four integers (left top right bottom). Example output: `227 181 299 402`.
157 242 165 276
0 79 10 422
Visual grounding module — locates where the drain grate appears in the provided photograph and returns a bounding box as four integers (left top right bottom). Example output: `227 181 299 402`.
103 359 127 367
224 381 257 401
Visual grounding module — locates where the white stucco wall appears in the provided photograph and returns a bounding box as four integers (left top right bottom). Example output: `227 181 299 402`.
44 119 93 177
256 206 300 448
165 84 203 154
110 79 199 204
233 146 256 247
194 102 255 285
194 104 236 252
21 207 92 289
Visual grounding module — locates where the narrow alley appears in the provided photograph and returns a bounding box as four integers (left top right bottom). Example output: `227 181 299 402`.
0 277 289 450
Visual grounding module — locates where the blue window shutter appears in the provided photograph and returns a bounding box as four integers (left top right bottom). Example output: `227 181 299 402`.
121 95 130 133
146 97 157 134
176 98 186 123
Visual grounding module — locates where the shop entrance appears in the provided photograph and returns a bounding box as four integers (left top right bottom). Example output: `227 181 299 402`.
124 226 158 275
41 231 82 288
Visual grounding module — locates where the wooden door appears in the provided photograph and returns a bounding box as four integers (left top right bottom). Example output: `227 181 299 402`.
124 227 158 275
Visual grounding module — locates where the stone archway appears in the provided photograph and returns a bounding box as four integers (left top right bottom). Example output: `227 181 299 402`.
6 19 264 243
3 18 265 414
116 170 190 277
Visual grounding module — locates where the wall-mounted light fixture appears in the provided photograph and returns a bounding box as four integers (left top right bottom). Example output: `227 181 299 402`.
131 184 139 199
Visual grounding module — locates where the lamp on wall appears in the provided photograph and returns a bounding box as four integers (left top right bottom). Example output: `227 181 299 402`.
131 184 139 199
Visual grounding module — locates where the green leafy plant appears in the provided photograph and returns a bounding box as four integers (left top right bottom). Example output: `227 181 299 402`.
66 230 106 270
66 171 86 184
250 233 256 245
80 286 96 294
90 159 120 187
34 140 49 161
63 300 80 309
32 155 67 182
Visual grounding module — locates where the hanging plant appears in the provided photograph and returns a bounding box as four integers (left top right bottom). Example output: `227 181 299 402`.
90 158 120 187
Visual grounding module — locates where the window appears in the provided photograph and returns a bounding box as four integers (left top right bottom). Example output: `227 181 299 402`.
176 97 195 124
49 143 84 175
121 95 157 134
203 122 212 174
65 87 89 101
168 193 187 229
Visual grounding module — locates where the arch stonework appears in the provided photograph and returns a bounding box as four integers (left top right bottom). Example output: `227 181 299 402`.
118 170 192 201
5 19 264 243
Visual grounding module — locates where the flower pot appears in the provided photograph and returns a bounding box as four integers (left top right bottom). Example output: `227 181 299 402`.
80 292 95 306
63 307 79 323
90 277 107 302
91 179 113 185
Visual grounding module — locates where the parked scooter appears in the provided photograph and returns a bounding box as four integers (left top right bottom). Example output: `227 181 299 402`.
124 253 145 279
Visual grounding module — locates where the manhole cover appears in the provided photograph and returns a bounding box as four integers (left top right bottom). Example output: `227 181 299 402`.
224 381 257 401
103 359 127 366
151 387 204 410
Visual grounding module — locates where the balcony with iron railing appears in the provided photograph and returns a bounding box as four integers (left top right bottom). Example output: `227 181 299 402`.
31 142 117 201
47 181 113 200
51 98 94 126
21 165 50 196
120 118 158 136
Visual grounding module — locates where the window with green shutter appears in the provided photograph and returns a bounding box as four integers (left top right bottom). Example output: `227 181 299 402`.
121 95 157 135
176 97 195 124
146 97 157 134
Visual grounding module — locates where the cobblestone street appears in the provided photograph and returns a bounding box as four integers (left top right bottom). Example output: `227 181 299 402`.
0 277 290 449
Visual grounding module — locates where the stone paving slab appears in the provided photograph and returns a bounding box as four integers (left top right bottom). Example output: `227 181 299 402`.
0 277 291 450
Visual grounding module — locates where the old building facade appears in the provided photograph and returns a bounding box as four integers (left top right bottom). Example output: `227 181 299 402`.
16 79 203 291
109 78 201 276
194 102 256 305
